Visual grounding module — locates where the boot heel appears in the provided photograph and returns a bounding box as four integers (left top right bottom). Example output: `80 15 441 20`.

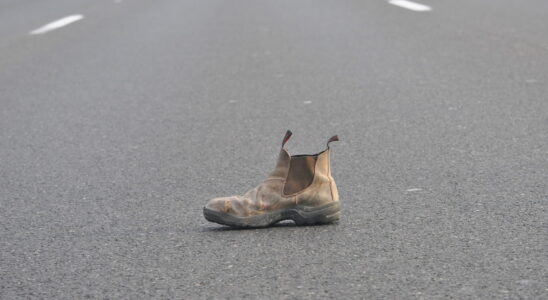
291 202 341 225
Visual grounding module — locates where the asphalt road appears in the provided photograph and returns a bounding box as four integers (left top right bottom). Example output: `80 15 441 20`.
1 0 547 298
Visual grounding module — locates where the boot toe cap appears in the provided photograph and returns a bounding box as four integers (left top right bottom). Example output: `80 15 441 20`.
205 197 233 213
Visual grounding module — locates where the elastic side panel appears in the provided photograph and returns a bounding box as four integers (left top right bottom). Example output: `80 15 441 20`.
283 156 317 195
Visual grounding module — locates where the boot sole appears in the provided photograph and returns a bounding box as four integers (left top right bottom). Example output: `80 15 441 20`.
203 201 341 228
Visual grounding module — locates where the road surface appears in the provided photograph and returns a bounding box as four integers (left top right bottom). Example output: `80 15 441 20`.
1 0 547 298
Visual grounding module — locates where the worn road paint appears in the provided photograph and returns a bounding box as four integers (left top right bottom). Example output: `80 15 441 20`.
30 15 83 35
389 0 431 12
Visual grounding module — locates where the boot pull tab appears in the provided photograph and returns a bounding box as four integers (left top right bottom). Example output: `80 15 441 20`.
327 135 339 148
282 130 293 148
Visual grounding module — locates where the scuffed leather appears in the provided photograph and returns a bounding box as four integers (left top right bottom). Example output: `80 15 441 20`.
205 146 339 218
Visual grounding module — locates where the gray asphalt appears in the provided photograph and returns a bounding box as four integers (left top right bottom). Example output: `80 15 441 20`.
1 0 547 298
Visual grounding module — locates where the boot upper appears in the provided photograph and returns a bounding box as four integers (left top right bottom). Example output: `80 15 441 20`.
205 131 339 217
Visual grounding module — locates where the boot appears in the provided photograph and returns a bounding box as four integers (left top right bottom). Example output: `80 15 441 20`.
203 130 340 228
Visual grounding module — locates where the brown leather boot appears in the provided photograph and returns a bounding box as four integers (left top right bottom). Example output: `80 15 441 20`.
203 130 341 228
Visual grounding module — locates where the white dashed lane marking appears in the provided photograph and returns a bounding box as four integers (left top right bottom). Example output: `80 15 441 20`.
30 15 84 35
389 0 432 12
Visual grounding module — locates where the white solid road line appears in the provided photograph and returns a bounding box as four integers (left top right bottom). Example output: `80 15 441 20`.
389 0 432 12
30 15 84 35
